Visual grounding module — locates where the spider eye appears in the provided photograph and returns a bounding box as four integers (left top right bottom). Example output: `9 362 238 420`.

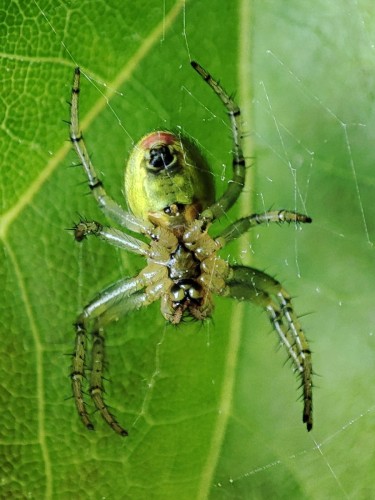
148 145 175 171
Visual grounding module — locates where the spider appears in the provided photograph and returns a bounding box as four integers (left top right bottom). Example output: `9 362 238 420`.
69 61 313 437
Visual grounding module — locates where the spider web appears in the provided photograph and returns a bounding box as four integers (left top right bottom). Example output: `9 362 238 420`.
203 2 374 497
204 2 375 498
183 4 373 497
2 0 374 498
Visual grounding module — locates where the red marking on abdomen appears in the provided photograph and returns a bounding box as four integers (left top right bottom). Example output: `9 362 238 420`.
141 131 176 149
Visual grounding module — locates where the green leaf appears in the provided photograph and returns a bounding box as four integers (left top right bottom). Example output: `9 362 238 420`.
1 1 374 499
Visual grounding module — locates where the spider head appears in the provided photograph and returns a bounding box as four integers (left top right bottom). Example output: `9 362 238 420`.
125 131 215 229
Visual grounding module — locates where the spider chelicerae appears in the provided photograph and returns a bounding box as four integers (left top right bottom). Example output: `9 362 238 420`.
69 61 313 436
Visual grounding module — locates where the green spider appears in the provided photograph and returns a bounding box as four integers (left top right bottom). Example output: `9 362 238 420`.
69 61 313 436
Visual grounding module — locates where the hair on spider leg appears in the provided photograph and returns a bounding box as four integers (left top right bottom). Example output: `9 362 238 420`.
65 224 81 235
65 214 89 237
296 386 312 402
99 373 112 384
293 310 316 324
63 393 77 402
279 340 309 365
67 160 84 169
90 401 121 422
84 376 110 396
63 385 91 402
63 350 81 359
75 211 89 221
69 176 102 197
228 89 238 101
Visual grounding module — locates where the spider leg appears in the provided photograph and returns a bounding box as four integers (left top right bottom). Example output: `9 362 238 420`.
224 265 313 431
73 219 150 256
216 210 312 246
72 273 157 435
89 325 125 434
70 67 152 235
191 61 246 222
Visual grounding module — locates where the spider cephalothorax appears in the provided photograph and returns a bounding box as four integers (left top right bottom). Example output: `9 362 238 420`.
69 62 313 437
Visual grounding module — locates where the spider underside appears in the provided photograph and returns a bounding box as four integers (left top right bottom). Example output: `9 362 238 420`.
69 61 313 436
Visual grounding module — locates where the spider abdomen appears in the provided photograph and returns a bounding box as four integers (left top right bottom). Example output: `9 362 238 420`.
125 131 215 225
